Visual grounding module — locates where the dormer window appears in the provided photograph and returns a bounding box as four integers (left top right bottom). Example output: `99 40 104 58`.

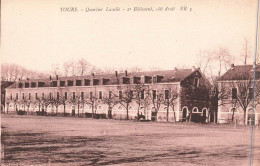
52 81 57 87
31 82 36 88
194 77 199 88
18 83 23 88
67 80 73 86
123 77 130 84
60 81 65 87
25 83 29 88
38 82 45 87
133 77 141 84
84 79 90 86
145 76 152 84
103 78 110 85
157 76 164 83
93 79 100 85
76 80 82 86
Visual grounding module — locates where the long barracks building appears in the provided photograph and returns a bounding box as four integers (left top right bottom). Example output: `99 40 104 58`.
5 67 211 122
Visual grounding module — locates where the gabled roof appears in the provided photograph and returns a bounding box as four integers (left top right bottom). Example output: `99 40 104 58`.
218 65 260 81
6 68 199 89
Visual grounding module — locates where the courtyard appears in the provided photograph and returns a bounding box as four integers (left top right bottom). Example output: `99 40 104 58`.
1 114 260 166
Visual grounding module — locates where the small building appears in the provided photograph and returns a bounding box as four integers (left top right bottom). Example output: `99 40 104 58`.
1 81 14 113
217 63 260 125
5 68 210 122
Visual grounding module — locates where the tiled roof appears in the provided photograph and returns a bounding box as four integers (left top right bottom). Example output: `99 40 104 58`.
7 69 197 89
218 65 260 81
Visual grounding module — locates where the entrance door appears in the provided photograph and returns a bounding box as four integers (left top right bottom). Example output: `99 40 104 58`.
182 108 187 122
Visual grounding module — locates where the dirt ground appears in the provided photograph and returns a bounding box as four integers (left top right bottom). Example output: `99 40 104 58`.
1 114 260 166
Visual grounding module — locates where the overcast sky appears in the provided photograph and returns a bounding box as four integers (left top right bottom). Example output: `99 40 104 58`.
1 0 258 73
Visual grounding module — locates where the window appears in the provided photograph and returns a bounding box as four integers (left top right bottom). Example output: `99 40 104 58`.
57 92 59 99
194 77 199 88
31 82 36 88
109 91 112 99
103 78 110 85
49 93 52 99
152 90 157 99
133 77 141 84
145 76 152 84
232 88 237 99
119 91 123 99
19 83 23 88
90 91 93 98
93 79 100 85
16 93 18 99
129 90 134 98
81 92 84 99
84 79 90 86
25 83 29 88
29 93 31 100
22 93 24 99
65 92 67 100
35 93 38 99
38 82 45 87
60 81 65 87
10 93 12 100
249 88 254 99
76 80 82 86
192 107 198 113
67 80 73 86
52 81 57 87
141 90 144 99
99 91 102 99
42 93 45 99
123 77 130 84
73 92 75 100
165 90 169 99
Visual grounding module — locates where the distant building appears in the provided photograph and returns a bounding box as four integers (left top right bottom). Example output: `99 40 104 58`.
217 63 260 125
5 68 210 122
1 81 14 112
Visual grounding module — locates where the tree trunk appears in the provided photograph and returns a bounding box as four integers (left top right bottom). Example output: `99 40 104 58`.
244 110 246 125
64 105 66 116
78 104 80 117
126 104 129 120
166 107 169 122
56 106 58 116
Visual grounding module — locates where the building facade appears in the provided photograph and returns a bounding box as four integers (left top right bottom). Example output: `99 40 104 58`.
5 68 210 122
217 64 260 125
1 81 14 113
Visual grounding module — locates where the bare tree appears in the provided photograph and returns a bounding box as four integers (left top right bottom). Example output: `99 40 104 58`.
241 37 251 65
133 84 145 120
163 87 179 122
151 89 164 121
231 74 256 125
115 85 134 120
77 58 92 75
102 88 119 119
69 92 85 117
85 89 99 118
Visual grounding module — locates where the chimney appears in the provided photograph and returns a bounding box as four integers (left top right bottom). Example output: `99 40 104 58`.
56 75 59 80
92 73 95 77
231 64 235 69
27 78 29 81
49 76 52 81
115 71 118 77
125 70 128 76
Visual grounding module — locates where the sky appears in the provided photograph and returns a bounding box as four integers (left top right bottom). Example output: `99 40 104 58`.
1 0 259 73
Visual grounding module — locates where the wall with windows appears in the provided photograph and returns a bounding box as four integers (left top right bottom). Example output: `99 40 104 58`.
217 81 260 125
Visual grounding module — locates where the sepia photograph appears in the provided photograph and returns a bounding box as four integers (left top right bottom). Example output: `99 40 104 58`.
1 0 260 165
